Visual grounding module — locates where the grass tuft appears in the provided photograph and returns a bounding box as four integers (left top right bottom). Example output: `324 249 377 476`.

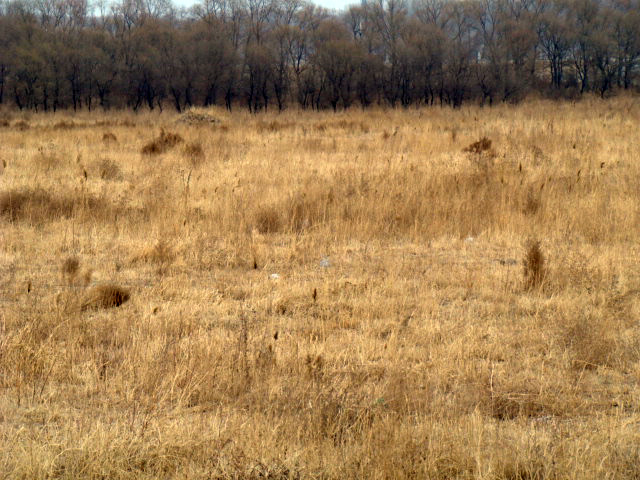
463 136 492 154
92 157 122 181
183 141 205 168
254 205 283 234
102 132 118 143
81 284 131 310
0 189 74 222
523 239 545 290
141 129 184 155
13 120 30 130
61 256 80 279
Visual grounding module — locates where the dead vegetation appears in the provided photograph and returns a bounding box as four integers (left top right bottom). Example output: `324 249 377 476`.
523 239 545 290
81 284 130 310
183 141 205 168
256 119 298 133
52 120 79 130
92 157 122 180
1 99 640 479
102 132 118 142
80 284 131 311
12 119 30 130
463 136 492 154
141 129 184 155
61 256 80 278
0 189 77 222
177 109 221 125
0 188 141 225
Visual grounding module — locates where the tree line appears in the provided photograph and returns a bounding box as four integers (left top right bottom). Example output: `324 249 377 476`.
0 0 638 112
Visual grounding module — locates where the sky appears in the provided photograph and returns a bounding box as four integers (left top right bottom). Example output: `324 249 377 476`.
173 0 355 12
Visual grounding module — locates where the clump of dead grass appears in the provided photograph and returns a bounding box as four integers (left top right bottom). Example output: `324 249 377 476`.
305 354 325 381
253 189 331 234
464 137 497 177
0 189 74 222
130 239 176 275
183 141 205 168
60 256 92 287
35 145 64 171
0 188 119 224
81 284 130 310
13 120 30 130
141 129 184 155
254 205 282 234
523 239 546 290
102 132 118 143
177 110 220 125
256 120 295 133
522 184 542 215
92 157 122 181
52 120 79 130
62 256 80 279
555 309 627 371
464 137 492 155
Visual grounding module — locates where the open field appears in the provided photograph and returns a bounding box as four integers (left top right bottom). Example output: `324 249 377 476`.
1 98 640 479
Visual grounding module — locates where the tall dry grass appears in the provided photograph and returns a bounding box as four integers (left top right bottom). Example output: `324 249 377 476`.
1 97 640 479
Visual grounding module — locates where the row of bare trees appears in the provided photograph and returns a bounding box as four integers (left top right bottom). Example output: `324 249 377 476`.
0 0 638 111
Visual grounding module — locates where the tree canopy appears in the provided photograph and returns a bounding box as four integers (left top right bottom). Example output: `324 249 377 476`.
0 0 638 111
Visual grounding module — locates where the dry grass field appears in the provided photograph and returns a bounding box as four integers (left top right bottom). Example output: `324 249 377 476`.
1 97 640 479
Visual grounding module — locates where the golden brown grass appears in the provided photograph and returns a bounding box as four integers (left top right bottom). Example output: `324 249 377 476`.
1 97 640 479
